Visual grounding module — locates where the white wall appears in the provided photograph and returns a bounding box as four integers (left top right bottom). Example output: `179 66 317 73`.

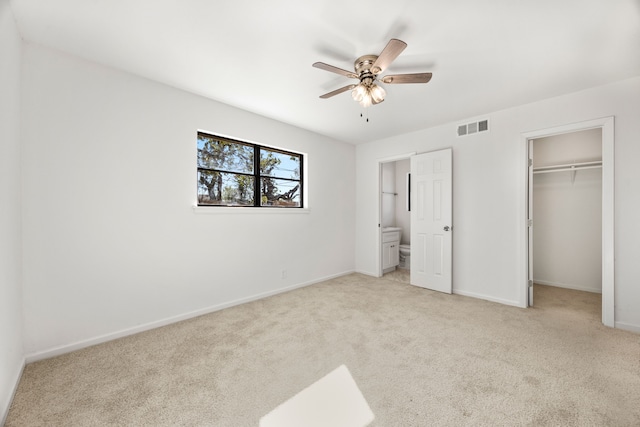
394 159 410 245
356 76 640 332
0 0 25 422
533 129 602 166
533 130 602 293
380 162 396 228
20 43 356 358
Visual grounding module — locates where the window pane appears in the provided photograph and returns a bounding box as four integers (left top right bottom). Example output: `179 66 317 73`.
260 177 301 207
198 170 255 206
260 148 300 180
197 135 254 174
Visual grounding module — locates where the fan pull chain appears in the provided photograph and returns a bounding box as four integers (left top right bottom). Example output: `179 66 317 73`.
360 111 370 123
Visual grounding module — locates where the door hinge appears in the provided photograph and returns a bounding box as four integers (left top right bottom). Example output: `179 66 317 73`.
528 280 533 288
528 158 533 167
527 219 533 227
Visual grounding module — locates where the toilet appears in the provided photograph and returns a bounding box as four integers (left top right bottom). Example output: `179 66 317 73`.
399 244 411 269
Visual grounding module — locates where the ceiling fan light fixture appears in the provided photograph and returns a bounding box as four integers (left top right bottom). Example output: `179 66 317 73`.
359 92 372 108
351 84 367 102
370 84 386 103
352 83 384 108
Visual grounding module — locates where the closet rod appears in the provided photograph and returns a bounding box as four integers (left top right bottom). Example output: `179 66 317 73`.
533 165 602 175
533 160 602 175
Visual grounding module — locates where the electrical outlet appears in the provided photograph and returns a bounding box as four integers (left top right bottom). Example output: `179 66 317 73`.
281 269 287 279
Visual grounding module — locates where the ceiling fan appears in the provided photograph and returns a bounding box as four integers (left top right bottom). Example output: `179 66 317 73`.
313 38 432 107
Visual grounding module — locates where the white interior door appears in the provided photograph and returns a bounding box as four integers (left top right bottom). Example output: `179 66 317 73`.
410 148 452 293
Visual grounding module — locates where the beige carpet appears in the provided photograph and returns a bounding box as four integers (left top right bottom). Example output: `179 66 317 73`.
6 275 640 426
383 267 410 284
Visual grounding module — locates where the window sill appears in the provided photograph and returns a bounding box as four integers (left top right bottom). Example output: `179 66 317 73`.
192 205 310 214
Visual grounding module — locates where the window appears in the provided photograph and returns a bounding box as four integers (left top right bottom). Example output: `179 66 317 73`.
197 132 303 208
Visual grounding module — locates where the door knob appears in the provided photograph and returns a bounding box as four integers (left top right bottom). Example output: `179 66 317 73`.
443 226 450 231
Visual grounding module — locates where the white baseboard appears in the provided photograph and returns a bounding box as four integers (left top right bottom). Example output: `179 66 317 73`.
615 321 640 334
533 279 602 294
355 269 380 278
453 289 521 308
360 272 523 308
1 356 25 426
25 270 354 363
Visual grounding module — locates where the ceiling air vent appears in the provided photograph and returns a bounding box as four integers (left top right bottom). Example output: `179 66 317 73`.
457 118 489 137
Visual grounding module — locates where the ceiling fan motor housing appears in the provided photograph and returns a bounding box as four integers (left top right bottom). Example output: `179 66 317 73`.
354 55 379 86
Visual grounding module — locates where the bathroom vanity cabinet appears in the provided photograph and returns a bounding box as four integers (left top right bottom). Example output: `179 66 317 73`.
382 228 401 271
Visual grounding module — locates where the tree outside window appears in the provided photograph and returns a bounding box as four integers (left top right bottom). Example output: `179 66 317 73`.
197 132 303 208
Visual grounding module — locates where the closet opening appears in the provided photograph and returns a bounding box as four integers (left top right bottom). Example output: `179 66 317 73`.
530 129 602 321
522 117 614 328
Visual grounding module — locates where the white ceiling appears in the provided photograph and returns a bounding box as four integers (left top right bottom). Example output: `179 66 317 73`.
10 0 640 144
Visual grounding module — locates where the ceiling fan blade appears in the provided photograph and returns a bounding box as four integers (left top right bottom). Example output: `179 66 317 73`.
319 84 357 99
381 72 433 84
313 62 358 79
371 39 407 74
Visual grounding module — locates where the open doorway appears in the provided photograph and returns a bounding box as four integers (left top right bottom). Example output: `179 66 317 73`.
377 148 453 294
378 156 412 284
522 117 614 327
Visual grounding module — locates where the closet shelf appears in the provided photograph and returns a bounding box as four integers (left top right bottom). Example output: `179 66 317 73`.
533 160 602 175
